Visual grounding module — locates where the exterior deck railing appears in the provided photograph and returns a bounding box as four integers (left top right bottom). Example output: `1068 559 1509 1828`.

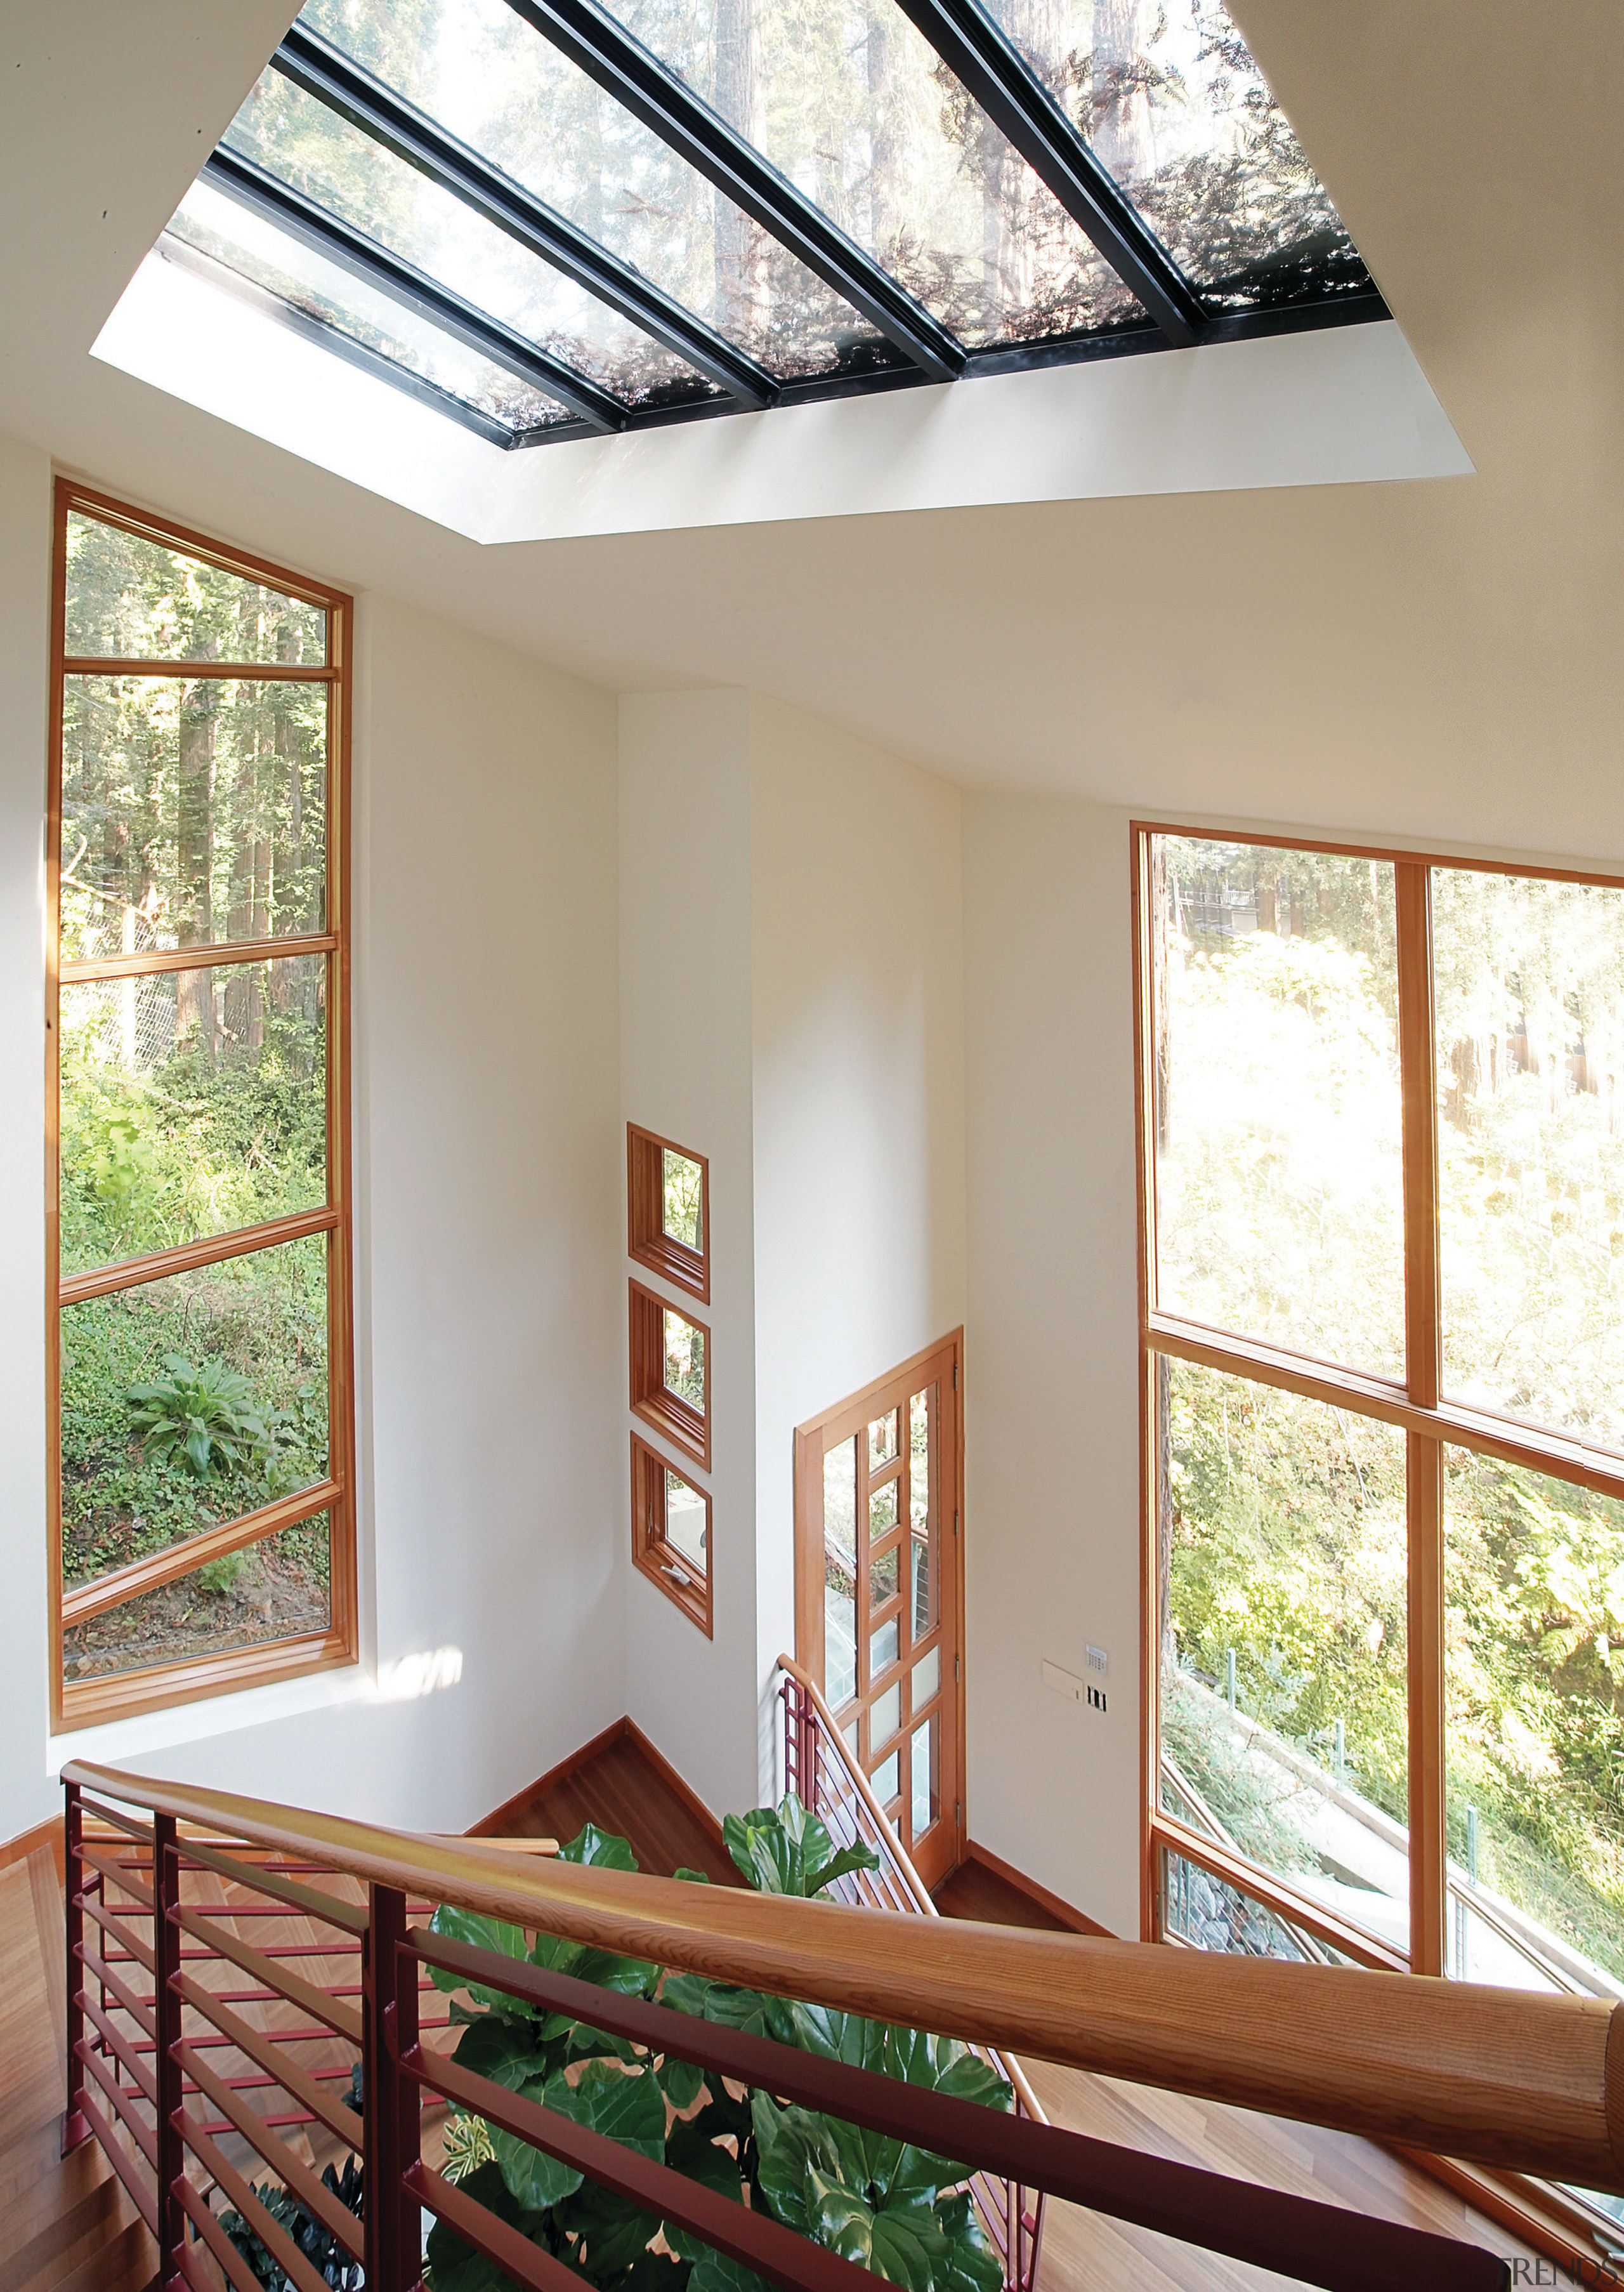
62 1754 1624 2292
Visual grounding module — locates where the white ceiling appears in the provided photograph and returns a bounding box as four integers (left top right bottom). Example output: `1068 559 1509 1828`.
3 1 1620 862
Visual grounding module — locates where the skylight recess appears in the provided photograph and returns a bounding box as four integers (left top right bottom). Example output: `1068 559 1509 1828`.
154 0 1384 449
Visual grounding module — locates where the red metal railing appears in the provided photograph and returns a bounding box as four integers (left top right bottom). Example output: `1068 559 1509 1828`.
779 1656 1044 2292
62 1763 1514 2292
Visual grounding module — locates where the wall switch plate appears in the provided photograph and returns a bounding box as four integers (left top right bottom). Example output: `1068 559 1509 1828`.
1042 1659 1082 1703
1087 1682 1108 1715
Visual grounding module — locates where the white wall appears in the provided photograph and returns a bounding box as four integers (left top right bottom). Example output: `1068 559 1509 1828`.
0 433 52 1842
618 691 759 1818
749 698 966 1782
0 435 627 1837
961 794 1142 1939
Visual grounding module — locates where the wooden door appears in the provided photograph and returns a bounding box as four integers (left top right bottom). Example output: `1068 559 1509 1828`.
794 1334 963 1891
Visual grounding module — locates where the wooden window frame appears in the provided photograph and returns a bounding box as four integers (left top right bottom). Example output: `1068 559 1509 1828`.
627 1123 709 1303
48 481 357 1730
1132 819 1624 1978
631 1433 712 1637
629 1279 710 1472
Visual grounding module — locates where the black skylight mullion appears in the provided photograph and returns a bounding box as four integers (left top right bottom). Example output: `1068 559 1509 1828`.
274 24 778 412
158 232 555 447
887 0 1204 348
203 148 625 433
501 0 966 385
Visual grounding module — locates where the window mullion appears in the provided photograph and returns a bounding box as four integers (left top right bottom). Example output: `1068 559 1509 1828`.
1396 860 1447 1977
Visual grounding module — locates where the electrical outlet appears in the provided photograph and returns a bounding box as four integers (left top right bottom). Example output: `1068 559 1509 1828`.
1087 1682 1108 1715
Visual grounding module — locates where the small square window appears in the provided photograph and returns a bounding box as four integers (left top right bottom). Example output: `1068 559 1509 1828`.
629 1280 710 1470
631 1433 712 1636
627 1124 708 1302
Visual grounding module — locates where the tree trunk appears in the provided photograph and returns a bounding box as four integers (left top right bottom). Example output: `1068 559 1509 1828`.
176 670 218 1067
1091 0 1152 185
712 0 765 338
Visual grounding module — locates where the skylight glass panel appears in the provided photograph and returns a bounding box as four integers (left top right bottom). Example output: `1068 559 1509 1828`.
593 0 1149 348
297 0 904 385
166 180 572 431
979 0 1371 312
223 69 721 407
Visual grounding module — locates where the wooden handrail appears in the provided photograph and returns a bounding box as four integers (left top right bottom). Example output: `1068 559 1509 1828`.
63 1756 1624 2194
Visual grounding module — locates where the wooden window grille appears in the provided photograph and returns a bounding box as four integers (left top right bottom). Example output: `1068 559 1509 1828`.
48 482 356 1727
631 1434 712 1635
627 1123 708 1302
629 1280 710 1471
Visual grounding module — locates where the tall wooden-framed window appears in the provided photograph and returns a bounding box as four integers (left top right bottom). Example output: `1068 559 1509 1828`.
627 1124 708 1303
1135 824 1624 2046
49 482 356 1728
631 1433 712 1637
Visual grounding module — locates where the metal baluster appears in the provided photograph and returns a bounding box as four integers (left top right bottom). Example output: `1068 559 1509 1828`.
62 1781 88 2155
367 1883 416 2291
153 1812 184 2277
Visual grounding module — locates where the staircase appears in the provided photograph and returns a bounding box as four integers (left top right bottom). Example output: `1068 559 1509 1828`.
0 1844 154 2292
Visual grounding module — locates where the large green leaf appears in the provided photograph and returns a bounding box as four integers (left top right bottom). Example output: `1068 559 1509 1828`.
660 2112 747 2260
721 1797 877 1899
658 2051 705 2109
688 2253 771 2292
660 1974 776 2036
424 2160 541 2292
491 2058 667 2216
931 2193 1005 2292
451 2010 561 2093
558 1822 641 1871
428 1904 535 2013
558 2175 663 2282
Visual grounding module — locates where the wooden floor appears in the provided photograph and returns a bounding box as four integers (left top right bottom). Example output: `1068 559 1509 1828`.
934 1854 1077 1932
0 1848 154 2292
473 1715 743 1886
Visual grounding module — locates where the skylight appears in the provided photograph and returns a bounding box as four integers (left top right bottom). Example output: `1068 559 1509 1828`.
154 0 1384 449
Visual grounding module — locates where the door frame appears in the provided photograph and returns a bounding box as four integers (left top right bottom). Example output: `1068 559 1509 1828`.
792 1329 966 1881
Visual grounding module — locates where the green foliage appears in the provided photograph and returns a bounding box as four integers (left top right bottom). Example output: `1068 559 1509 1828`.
127 1352 271 1479
1156 845 1624 1979
197 1548 249 1595
425 1801 1006 2292
218 2154 363 2292
721 1797 881 1897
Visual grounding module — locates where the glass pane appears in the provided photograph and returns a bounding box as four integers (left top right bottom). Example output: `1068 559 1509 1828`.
61 1235 331 1592
979 0 1370 314
665 1470 708 1571
910 1715 937 1840
662 1149 704 1249
872 1749 900 1807
871 1680 901 1748
62 1514 332 1684
910 1387 935 1637
1445 1449 1624 1994
868 1477 898 1536
1151 834 1404 1378
225 70 716 411
662 1310 705 1410
869 1411 898 1467
65 508 325 664
1160 1845 1358 1965
60 958 327 1275
869 1617 898 1676
1161 1360 1410 1956
166 181 568 431
912 1645 940 1710
824 1436 858 1705
868 1541 899 1607
62 676 327 965
299 0 893 385
1433 869 1624 1452
597 0 1146 350
842 1720 859 1762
